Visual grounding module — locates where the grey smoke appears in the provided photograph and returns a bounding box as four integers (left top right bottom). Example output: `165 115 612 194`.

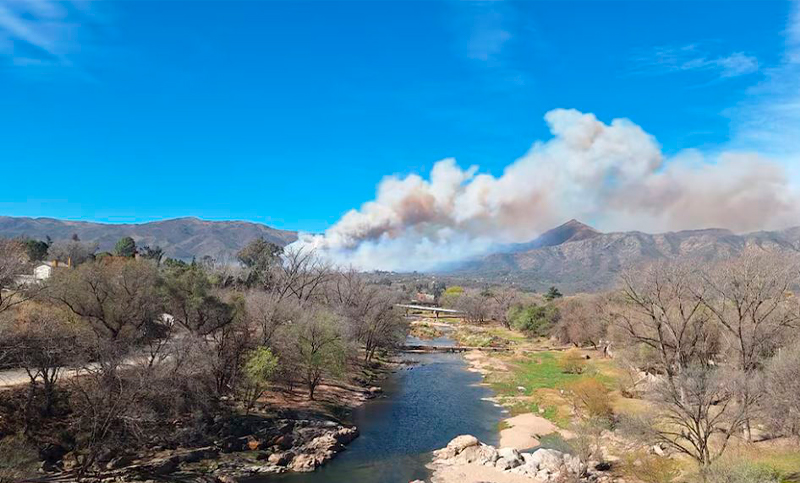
292 109 799 271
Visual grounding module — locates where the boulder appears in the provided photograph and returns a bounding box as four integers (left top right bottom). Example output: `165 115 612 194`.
274 434 295 450
288 453 321 472
528 448 564 472
217 436 247 453
144 456 179 475
563 454 585 476
267 451 294 466
333 426 359 445
497 447 522 466
447 435 479 452
454 444 498 466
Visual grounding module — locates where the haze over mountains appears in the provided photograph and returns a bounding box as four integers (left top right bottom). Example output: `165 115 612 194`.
2 215 800 293
455 219 800 293
0 216 297 261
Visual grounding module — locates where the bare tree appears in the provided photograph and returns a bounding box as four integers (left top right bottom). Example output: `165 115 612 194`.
487 286 520 328
554 294 608 349
12 304 87 416
47 239 98 266
627 365 747 469
245 290 300 345
699 253 799 440
0 239 30 315
762 342 800 438
275 247 333 304
612 262 718 380
457 289 490 325
327 270 406 362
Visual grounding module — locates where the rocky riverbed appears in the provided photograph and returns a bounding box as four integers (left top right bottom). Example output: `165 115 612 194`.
51 417 362 483
422 435 616 483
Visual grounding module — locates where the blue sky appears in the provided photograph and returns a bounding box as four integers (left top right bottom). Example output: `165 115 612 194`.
0 0 797 233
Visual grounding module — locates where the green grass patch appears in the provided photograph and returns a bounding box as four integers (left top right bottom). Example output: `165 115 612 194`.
488 351 618 427
537 432 573 454
453 327 509 348
409 322 444 340
491 352 585 396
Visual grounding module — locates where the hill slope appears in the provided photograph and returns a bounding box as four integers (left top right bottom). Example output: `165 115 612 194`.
453 221 800 293
0 216 297 261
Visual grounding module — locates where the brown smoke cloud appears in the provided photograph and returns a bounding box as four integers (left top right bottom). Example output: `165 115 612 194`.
292 109 799 271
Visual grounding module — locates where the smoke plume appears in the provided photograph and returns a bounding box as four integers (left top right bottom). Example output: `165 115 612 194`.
292 109 799 271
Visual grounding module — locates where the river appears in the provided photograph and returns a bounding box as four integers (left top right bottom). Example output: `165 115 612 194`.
258 334 504 483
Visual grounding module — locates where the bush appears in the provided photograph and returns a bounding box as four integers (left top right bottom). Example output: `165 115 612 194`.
559 349 586 374
0 434 39 483
703 461 780 483
621 451 679 483
564 378 613 420
508 303 559 336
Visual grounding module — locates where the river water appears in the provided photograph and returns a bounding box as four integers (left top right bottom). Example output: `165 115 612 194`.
259 334 504 483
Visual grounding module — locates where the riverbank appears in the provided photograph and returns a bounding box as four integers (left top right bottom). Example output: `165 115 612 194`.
19 357 397 483
420 332 620 483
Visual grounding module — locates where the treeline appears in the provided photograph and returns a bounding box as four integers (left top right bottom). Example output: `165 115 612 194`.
0 237 407 478
431 253 800 476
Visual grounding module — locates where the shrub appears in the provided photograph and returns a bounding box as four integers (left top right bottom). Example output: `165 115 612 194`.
508 303 559 336
703 461 780 483
621 451 679 483
0 434 39 483
559 349 586 374
564 378 613 420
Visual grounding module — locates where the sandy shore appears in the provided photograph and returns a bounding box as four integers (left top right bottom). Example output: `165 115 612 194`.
500 412 558 450
430 463 537 483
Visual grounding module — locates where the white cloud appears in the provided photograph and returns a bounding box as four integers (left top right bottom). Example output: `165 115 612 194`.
728 1 800 157
293 109 800 271
447 0 528 88
630 44 759 79
0 0 105 73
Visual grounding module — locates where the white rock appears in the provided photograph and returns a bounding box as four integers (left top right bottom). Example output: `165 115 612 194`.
529 449 564 472
563 454 585 476
447 435 479 452
455 444 499 466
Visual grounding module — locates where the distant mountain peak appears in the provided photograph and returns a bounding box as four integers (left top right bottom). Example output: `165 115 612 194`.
510 219 600 252
559 219 598 232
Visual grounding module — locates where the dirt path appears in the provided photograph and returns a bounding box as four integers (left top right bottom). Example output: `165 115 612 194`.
0 367 30 388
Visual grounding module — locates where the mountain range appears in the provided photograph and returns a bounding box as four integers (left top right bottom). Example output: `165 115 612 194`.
0 216 297 261
3 215 800 293
451 219 800 293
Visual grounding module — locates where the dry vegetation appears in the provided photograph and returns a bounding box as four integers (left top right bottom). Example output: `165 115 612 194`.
0 237 408 481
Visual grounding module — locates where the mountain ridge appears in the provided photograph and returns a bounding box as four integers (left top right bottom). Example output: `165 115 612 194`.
0 216 297 261
452 220 800 293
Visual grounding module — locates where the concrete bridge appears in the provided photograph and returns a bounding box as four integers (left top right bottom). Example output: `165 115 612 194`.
401 344 510 353
396 304 464 319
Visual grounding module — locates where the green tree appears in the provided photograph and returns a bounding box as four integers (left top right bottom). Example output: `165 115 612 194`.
288 309 345 400
114 236 137 258
440 286 464 308
159 264 236 336
23 239 49 262
241 347 279 413
139 245 164 266
237 238 283 287
544 286 563 301
508 303 559 336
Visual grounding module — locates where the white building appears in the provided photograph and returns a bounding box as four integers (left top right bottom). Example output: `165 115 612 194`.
18 260 71 284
